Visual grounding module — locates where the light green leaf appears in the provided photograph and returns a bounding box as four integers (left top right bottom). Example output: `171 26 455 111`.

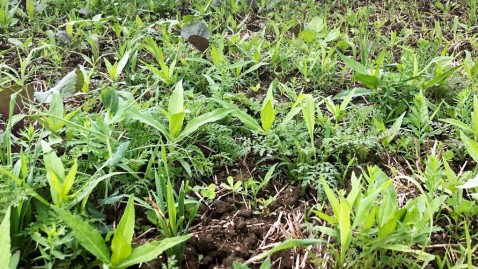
62 160 78 198
0 207 11 269
307 16 324 33
117 236 191 269
423 65 462 90
337 51 369 74
338 197 351 264
458 175 478 189
111 234 132 266
53 207 110 263
169 112 185 139
168 81 184 116
127 107 171 141
176 108 234 142
440 118 473 134
106 141 130 167
460 132 478 163
261 100 275 132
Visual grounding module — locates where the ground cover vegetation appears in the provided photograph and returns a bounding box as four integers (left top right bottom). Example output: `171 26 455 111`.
0 0 478 268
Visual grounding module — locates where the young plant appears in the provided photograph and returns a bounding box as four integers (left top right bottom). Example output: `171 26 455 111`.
441 95 478 163
141 36 177 85
145 143 199 264
54 196 190 269
128 80 234 143
214 80 278 135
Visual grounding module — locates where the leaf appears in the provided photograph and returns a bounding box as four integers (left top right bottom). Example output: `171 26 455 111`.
307 16 324 33
460 132 478 163
169 112 185 139
423 65 462 90
111 235 131 266
244 239 323 265
53 207 110 263
168 81 184 116
301 94 315 144
382 112 406 146
440 118 473 134
458 174 478 189
101 88 119 116
34 69 84 103
127 107 171 141
337 51 369 74
298 29 316 43
115 50 131 81
261 100 275 132
176 107 235 142
62 160 78 198
117 236 191 269
111 196 135 265
334 87 372 100
0 207 11 269
338 197 352 264
353 73 379 90
106 141 130 167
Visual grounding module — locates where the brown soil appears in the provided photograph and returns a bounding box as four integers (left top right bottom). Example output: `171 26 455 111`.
183 184 305 269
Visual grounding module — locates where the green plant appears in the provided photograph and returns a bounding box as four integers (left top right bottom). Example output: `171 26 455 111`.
54 196 190 268
0 207 20 269
144 143 199 264
128 80 234 143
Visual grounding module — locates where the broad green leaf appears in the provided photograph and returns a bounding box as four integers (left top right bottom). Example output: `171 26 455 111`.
473 95 478 138
53 207 110 263
0 207 11 269
168 81 184 116
440 118 473 134
383 112 406 146
460 132 478 163
259 258 271 269
127 107 171 141
299 29 316 43
281 94 306 126
337 51 369 74
458 174 478 189
339 88 355 111
62 160 78 198
334 87 372 100
423 65 462 90
338 197 351 264
111 234 132 266
176 108 234 142
354 73 379 90
105 141 130 167
261 100 275 132
307 16 324 33
301 94 315 144
384 245 435 263
101 88 119 116
116 196 135 245
117 236 191 269
169 112 185 139
115 50 131 81
321 177 340 218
